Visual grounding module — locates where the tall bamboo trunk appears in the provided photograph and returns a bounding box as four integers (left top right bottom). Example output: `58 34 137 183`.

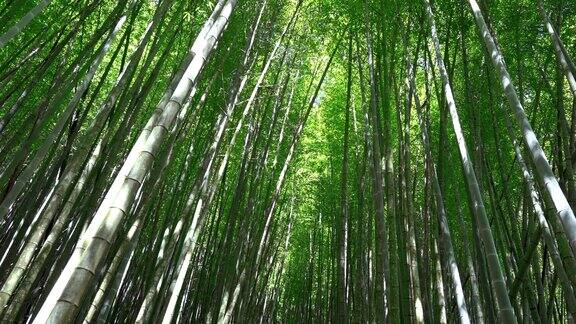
336 30 352 324
363 1 389 321
424 0 516 322
0 0 53 47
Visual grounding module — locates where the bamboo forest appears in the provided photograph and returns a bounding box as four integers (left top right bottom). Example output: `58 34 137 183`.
2 0 576 323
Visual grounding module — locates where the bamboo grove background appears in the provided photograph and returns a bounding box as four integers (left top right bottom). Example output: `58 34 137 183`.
0 0 575 322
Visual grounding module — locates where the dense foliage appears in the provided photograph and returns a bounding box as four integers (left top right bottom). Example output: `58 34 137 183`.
0 0 575 322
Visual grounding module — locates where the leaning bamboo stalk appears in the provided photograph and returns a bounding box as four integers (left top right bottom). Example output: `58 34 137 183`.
0 0 52 47
467 0 576 255
424 0 516 322
138 42 252 324
82 218 143 324
537 0 576 97
500 103 576 315
135 66 230 324
97 96 192 318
